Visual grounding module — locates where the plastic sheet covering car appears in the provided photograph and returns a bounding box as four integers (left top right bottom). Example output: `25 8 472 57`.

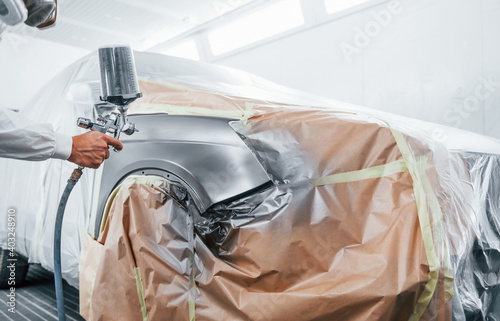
1 51 499 320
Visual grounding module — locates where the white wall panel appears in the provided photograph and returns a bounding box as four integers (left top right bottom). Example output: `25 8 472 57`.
213 9 369 106
482 0 500 138
214 0 500 139
363 0 483 130
0 36 89 111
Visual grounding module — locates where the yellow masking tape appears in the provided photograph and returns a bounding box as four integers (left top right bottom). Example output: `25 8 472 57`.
237 102 257 136
89 165 104 239
130 103 253 119
139 78 206 93
98 175 169 234
309 129 443 319
134 267 150 321
313 159 408 186
188 215 197 321
388 127 440 321
417 157 454 302
188 245 196 321
98 183 122 235
189 301 195 321
242 102 254 123
189 285 196 321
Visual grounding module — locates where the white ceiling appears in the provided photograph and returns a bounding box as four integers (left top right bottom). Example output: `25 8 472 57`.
15 0 259 51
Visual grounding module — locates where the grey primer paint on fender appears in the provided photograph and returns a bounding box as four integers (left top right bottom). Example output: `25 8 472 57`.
93 114 272 237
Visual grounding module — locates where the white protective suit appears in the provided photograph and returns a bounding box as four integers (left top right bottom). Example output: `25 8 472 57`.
0 106 72 160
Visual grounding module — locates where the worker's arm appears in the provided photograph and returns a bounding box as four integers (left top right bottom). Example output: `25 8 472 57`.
0 107 122 168
0 107 71 160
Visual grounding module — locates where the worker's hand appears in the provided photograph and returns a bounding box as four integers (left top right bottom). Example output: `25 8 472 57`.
67 131 123 169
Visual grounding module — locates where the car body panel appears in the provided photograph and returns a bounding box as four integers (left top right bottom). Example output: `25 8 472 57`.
93 114 271 237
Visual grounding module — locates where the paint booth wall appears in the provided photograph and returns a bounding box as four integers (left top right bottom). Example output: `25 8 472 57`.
0 35 89 111
0 0 498 140
213 0 500 139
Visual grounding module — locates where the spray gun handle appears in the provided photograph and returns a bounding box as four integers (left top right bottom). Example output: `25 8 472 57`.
77 117 120 155
77 115 137 153
112 129 121 152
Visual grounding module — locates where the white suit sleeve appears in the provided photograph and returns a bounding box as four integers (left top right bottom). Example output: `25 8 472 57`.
0 107 73 161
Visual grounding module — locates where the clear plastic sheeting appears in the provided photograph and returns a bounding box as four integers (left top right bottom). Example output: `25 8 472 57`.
0 69 97 287
0 51 499 319
455 154 500 320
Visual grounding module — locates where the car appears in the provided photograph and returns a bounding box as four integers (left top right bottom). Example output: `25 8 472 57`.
1 51 500 320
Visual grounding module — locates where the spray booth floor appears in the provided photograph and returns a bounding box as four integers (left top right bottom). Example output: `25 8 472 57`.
0 264 84 321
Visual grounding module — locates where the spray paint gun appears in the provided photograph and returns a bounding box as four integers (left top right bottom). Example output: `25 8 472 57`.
54 45 142 321
77 46 142 148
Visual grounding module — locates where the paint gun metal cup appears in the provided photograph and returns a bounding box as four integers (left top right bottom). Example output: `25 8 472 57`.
98 45 143 151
